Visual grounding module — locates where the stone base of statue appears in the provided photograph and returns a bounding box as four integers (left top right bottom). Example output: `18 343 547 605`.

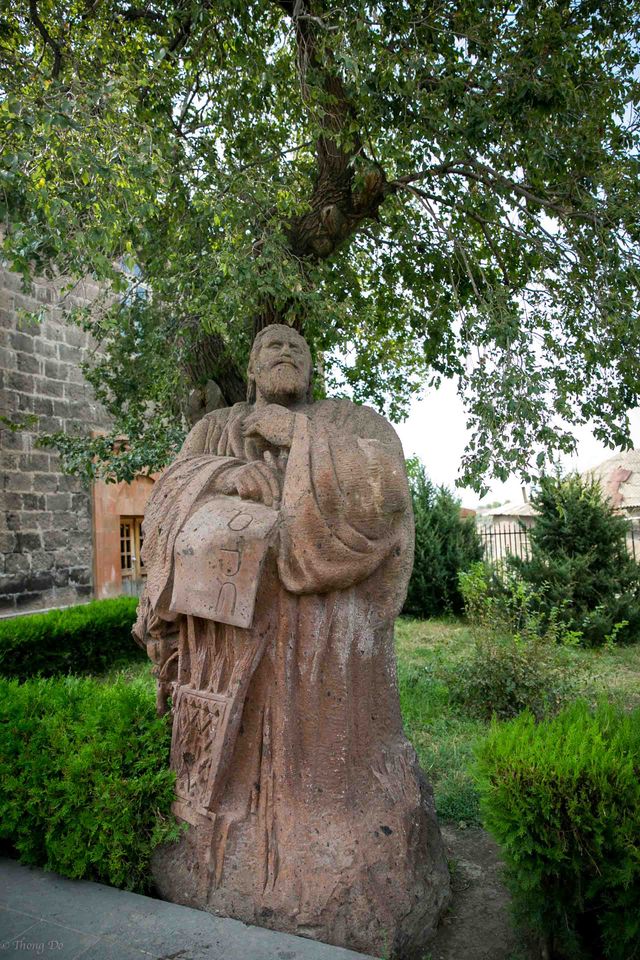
152 747 450 960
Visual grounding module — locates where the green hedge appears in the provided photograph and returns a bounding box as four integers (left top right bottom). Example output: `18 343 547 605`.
0 597 143 680
476 701 640 959
0 674 180 892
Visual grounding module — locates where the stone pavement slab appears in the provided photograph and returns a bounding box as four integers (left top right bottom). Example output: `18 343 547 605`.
0 859 377 960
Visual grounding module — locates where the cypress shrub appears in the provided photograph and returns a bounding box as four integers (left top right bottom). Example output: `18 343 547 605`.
0 674 180 892
511 474 640 646
0 597 142 679
404 459 483 618
476 701 640 959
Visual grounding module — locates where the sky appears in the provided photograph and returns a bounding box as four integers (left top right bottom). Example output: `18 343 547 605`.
396 380 640 510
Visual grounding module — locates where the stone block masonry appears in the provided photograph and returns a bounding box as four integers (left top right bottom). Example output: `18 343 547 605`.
0 267 112 613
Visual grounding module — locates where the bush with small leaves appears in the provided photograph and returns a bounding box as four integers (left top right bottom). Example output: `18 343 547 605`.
0 674 180 892
448 630 575 722
459 561 581 645
0 597 142 680
476 700 640 960
456 563 579 721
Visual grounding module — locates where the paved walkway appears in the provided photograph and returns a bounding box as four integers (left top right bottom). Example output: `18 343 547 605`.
0 859 375 960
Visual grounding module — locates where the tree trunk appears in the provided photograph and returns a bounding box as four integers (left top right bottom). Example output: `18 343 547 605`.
182 329 246 403
199 0 391 397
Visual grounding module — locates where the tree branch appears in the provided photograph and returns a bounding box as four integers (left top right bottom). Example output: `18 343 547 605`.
393 159 603 227
395 177 579 271
167 12 193 55
273 1 388 263
390 161 465 187
117 6 165 27
28 0 62 79
407 183 514 282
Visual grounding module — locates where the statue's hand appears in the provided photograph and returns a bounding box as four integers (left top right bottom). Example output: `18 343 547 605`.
243 405 297 448
219 459 281 507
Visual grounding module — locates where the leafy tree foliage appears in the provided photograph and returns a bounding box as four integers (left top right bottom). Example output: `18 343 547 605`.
512 473 640 645
404 459 483 617
2 2 640 485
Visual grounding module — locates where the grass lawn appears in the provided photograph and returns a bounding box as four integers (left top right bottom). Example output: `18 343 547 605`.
395 616 640 827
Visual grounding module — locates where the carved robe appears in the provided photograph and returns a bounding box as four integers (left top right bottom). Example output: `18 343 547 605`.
142 398 450 958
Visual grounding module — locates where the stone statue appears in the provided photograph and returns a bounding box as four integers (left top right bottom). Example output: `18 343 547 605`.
134 324 450 958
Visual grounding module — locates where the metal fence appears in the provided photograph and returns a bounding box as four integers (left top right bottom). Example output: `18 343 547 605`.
478 525 532 564
625 522 640 562
479 520 640 565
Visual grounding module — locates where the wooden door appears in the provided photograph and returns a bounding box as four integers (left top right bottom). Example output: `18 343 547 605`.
120 516 147 597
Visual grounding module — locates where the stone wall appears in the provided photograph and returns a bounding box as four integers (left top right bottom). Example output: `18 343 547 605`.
0 267 111 613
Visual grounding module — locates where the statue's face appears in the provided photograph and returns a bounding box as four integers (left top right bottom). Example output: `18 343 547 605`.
252 328 312 405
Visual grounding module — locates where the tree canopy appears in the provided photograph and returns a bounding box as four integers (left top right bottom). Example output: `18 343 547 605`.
2 1 640 487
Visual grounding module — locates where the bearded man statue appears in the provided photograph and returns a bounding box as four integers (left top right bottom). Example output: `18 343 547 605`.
135 324 450 959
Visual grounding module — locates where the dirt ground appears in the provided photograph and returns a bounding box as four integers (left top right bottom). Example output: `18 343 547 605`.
428 825 538 960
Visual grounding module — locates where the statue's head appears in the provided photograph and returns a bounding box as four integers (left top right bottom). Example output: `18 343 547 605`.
247 324 313 406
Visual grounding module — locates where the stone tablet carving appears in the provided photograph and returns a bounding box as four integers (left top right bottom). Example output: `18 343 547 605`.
135 324 451 959
171 496 279 627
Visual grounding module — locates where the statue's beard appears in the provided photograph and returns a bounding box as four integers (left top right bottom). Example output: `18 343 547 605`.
258 364 307 405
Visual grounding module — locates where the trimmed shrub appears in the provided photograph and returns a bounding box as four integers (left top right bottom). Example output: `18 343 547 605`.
511 474 640 646
0 597 142 679
404 459 483 618
0 674 180 892
476 701 640 959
